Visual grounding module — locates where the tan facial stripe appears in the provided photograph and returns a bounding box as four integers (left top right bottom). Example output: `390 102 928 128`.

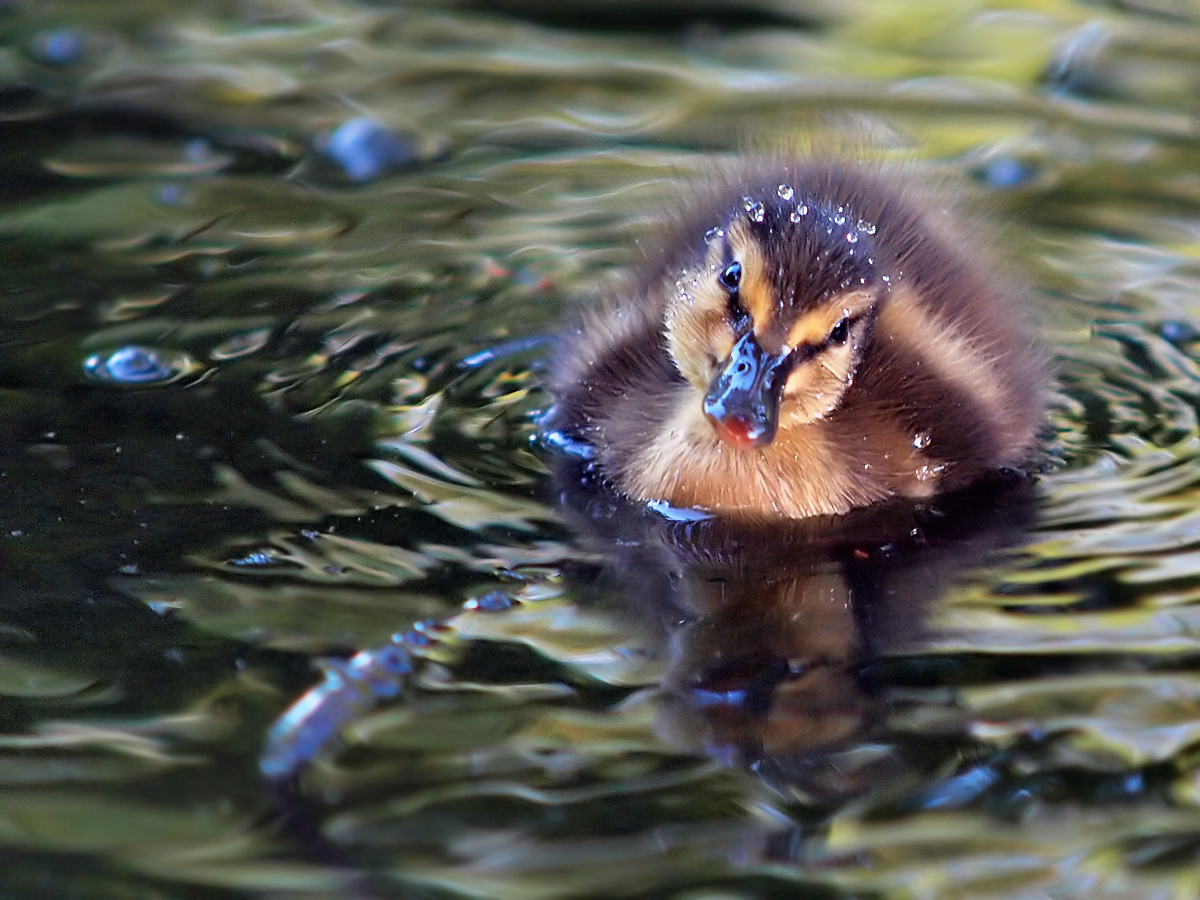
785 290 875 348
787 308 842 348
726 222 773 335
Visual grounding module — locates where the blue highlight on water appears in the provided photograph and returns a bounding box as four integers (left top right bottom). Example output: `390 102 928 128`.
260 636 415 781
321 118 421 182
83 346 191 385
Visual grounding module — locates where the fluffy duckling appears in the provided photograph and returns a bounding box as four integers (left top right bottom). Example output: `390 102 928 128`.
546 160 1046 519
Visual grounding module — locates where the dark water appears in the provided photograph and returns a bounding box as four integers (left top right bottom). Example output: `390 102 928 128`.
3 1 1200 898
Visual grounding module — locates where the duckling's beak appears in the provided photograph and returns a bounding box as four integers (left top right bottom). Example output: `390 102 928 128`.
703 332 790 450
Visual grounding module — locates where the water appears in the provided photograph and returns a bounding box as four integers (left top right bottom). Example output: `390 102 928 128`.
2 1 1200 898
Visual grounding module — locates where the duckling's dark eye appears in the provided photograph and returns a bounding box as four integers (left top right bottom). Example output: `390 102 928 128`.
828 318 850 345
718 262 742 292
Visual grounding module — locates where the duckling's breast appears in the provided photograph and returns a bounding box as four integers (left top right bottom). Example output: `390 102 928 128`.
615 388 896 519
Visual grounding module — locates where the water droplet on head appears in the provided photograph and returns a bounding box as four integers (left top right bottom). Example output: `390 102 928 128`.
857 219 877 235
776 184 794 200
742 196 765 223
912 431 931 450
704 226 725 242
845 232 858 244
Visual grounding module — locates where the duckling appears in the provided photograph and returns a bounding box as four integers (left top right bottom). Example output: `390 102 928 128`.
546 160 1047 520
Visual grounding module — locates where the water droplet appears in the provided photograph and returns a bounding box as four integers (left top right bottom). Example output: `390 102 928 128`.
834 213 846 226
913 431 931 450
83 346 199 386
704 226 725 241
776 184 794 200
742 197 765 222
857 219 877 235
915 462 948 482
846 232 858 244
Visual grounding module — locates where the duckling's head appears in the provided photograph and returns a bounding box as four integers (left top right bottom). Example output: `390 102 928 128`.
664 185 883 450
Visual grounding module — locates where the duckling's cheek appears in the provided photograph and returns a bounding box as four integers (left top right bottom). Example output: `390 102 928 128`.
708 328 736 374
781 355 852 425
665 306 737 390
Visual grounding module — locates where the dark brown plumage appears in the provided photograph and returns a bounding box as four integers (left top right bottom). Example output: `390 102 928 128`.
545 160 1047 520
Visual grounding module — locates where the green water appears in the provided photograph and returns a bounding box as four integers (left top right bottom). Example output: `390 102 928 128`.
2 1 1200 897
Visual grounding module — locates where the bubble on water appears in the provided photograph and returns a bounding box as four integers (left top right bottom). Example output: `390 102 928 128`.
83 346 199 386
319 117 431 182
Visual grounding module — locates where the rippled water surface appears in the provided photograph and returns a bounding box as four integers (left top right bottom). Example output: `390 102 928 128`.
4 1 1200 898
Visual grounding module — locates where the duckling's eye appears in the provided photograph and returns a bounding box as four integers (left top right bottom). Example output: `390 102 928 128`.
718 262 742 292
828 317 850 345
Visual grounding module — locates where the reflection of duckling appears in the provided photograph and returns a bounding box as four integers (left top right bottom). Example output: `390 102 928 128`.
566 470 1039 794
547 161 1047 518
